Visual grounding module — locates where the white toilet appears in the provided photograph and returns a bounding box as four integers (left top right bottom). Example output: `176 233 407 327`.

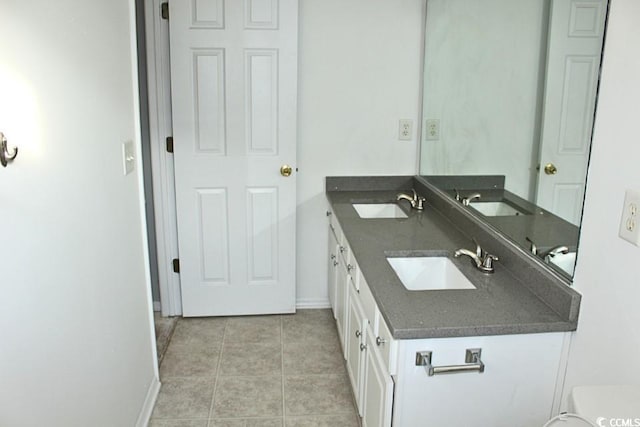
545 385 640 427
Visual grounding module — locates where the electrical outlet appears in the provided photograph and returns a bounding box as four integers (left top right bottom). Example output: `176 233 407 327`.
122 140 135 176
619 189 640 246
398 119 413 141
424 119 440 141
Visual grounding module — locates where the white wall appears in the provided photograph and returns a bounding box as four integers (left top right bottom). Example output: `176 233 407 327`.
420 0 547 200
0 1 157 425
296 0 424 306
562 0 640 404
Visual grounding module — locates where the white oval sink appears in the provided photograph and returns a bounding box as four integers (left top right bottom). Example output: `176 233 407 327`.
386 256 476 291
353 203 408 219
548 252 576 276
470 201 527 216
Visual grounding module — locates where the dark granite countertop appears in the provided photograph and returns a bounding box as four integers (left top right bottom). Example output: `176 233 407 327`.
326 176 581 340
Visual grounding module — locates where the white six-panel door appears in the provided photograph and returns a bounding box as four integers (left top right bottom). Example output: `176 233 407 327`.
536 0 606 225
169 0 298 316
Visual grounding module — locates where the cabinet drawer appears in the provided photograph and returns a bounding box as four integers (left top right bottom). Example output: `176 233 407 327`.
374 310 397 375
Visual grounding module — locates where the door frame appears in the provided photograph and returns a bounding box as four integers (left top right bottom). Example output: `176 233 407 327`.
144 0 182 316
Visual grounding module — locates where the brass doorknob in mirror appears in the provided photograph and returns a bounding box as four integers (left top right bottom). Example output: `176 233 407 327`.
280 164 293 177
544 163 558 175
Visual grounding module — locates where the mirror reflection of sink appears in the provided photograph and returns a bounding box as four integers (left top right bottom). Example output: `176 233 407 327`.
548 252 576 276
469 201 527 217
353 203 408 219
386 256 477 291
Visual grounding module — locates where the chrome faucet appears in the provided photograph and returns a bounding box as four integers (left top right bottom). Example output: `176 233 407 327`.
396 189 425 210
540 245 570 259
462 193 482 206
453 188 481 206
526 237 538 255
454 240 499 273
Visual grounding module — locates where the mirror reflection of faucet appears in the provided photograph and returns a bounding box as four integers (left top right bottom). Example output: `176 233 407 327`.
454 188 482 206
396 189 426 210
526 237 569 260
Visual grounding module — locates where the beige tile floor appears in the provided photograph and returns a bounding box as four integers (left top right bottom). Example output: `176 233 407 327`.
150 309 360 427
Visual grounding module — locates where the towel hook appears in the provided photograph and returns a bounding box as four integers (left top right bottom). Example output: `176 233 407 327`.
1 132 18 167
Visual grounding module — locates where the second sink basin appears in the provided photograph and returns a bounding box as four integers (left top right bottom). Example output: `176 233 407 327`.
353 203 408 219
386 256 477 291
470 201 527 216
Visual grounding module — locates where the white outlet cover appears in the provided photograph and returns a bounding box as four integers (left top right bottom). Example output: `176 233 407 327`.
424 119 440 141
398 119 413 141
619 189 640 246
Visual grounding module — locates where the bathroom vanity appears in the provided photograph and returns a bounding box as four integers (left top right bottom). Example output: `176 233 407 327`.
325 176 581 427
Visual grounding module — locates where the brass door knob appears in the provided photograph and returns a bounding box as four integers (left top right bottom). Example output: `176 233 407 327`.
280 164 293 177
544 163 558 175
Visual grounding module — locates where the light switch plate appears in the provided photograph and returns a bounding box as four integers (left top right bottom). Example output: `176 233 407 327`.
619 189 640 246
122 140 135 176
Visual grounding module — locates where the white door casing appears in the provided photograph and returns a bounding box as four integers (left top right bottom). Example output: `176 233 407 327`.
169 0 298 316
536 0 606 225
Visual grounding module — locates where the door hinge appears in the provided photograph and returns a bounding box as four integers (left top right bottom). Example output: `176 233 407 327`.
161 2 169 20
166 136 174 153
172 258 180 273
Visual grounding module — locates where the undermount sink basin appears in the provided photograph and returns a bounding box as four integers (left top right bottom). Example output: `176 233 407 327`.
548 252 576 276
470 201 527 217
386 256 477 291
352 203 408 219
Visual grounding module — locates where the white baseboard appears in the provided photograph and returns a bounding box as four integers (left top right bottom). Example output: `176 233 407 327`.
136 376 161 427
296 298 331 309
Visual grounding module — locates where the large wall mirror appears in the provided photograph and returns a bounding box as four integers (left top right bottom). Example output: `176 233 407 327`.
419 0 609 280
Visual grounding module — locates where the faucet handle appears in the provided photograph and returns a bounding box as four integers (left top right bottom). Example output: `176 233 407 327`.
525 237 537 255
481 253 499 271
472 238 483 258
454 188 461 202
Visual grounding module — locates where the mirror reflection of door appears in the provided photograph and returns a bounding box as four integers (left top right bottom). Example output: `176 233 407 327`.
536 0 607 226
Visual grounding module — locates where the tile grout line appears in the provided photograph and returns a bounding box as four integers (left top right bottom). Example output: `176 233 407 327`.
207 317 228 427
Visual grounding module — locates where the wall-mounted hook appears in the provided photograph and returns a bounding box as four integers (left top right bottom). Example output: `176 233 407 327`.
0 132 18 167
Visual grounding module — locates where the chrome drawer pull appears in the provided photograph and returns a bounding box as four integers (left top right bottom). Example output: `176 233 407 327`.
376 336 386 346
415 349 485 376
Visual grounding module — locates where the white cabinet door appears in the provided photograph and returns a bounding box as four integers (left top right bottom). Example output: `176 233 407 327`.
327 228 339 318
346 284 368 416
335 253 349 356
169 0 299 316
393 333 565 427
363 327 394 427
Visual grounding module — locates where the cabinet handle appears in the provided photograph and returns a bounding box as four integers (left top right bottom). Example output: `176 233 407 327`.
333 261 339 267
330 254 336 260
360 343 367 352
326 210 332 217
415 349 485 376
347 264 354 272
376 336 386 346
340 246 346 253
355 330 361 338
